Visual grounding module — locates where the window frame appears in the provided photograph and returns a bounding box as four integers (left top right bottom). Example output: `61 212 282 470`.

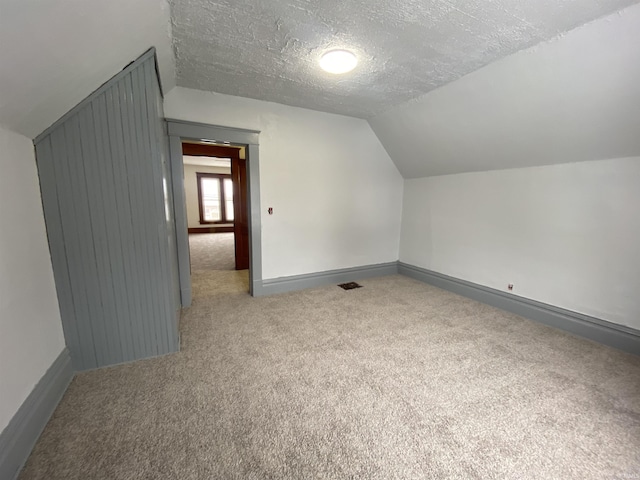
196 172 234 224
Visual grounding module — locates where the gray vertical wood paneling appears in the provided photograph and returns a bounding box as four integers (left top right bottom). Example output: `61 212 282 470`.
93 92 136 361
78 105 123 364
106 83 145 361
140 59 180 349
143 60 180 345
120 74 153 357
34 50 179 370
35 138 84 363
136 65 168 352
66 115 110 367
88 97 130 362
168 135 192 308
49 126 97 369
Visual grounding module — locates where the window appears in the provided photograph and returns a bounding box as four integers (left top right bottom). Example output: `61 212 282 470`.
197 173 234 223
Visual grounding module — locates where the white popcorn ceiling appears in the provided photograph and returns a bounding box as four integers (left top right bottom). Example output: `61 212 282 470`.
169 0 638 118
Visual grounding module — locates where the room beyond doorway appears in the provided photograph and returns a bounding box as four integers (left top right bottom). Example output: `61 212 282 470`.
188 233 250 296
189 233 235 270
166 119 262 305
182 142 250 271
182 141 250 296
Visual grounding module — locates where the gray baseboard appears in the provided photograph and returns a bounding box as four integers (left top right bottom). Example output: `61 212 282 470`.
0 348 74 480
253 262 399 296
398 262 640 355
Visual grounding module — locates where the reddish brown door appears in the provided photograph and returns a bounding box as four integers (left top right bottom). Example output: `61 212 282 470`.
231 157 249 270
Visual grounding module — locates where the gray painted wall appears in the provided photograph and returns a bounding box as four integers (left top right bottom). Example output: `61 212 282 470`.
34 50 179 371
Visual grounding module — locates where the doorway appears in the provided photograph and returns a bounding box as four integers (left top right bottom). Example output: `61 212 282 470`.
166 120 262 307
182 142 249 268
181 142 250 297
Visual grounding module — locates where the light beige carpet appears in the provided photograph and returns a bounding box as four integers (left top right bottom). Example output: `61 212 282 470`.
188 231 250 296
189 233 236 271
18 272 640 479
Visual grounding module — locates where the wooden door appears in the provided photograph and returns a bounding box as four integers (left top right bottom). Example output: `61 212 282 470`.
232 157 249 270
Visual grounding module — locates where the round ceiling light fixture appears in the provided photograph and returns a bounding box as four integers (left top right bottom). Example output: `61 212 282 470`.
319 49 358 74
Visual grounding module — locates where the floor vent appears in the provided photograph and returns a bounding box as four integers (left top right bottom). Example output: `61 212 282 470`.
338 282 362 290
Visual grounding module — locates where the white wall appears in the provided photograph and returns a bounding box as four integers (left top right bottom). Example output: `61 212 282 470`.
165 88 404 280
183 164 231 229
369 3 640 178
400 158 640 330
0 127 66 433
0 0 175 139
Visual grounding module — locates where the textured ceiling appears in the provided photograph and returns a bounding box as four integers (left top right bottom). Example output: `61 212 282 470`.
369 3 640 177
169 0 637 119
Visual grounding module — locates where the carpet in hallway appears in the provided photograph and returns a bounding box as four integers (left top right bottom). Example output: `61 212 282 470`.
188 233 235 271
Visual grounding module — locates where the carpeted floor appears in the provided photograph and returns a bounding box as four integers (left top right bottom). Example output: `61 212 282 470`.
188 232 250 296
189 233 236 271
18 272 640 479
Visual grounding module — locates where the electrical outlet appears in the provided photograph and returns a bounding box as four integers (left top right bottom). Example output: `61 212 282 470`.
508 284 514 291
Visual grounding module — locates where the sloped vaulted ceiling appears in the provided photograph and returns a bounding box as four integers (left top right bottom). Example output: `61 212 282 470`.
369 3 640 177
1 0 639 178
0 0 175 139
170 0 637 120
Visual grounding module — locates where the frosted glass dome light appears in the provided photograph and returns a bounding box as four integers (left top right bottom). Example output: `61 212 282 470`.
320 50 358 74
